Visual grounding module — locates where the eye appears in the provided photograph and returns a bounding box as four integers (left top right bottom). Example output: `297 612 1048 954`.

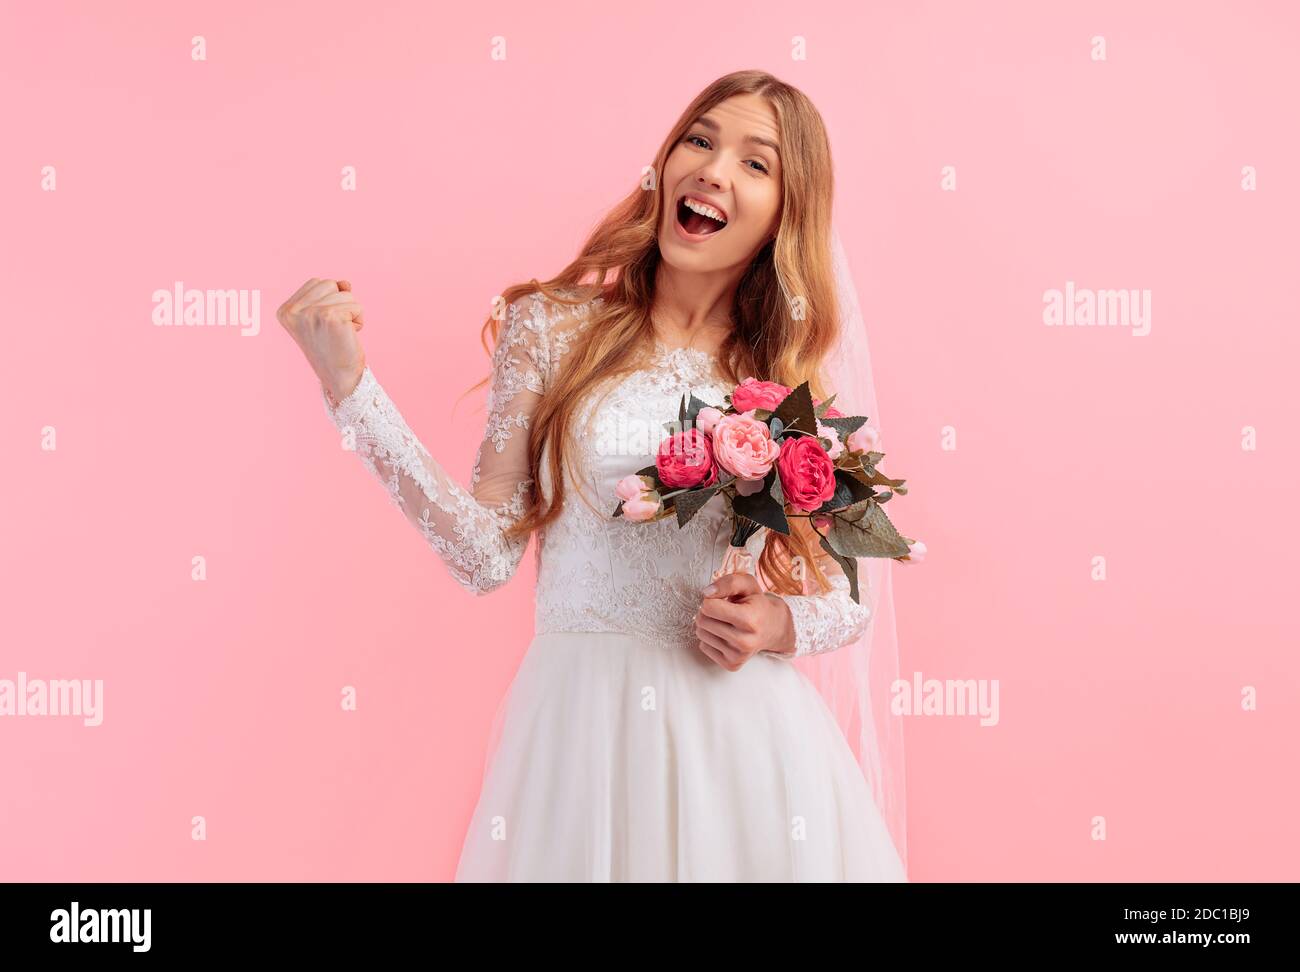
683 133 770 175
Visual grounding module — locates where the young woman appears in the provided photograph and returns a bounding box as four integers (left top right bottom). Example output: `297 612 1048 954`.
280 70 910 881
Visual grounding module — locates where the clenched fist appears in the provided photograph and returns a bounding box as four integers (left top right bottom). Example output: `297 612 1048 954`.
277 278 368 405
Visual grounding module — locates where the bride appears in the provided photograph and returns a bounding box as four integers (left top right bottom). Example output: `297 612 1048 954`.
279 70 912 882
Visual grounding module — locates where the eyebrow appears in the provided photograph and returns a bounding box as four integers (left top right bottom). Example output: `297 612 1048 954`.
694 115 781 159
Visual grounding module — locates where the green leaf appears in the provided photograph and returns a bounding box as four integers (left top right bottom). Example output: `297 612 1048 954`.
771 381 817 437
825 502 911 559
815 469 875 513
836 498 874 523
675 485 719 528
861 467 907 489
839 461 871 486
685 393 715 429
821 414 867 440
814 393 838 419
732 473 791 535
818 533 861 603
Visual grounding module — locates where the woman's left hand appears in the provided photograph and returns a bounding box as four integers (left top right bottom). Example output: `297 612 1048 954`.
694 572 796 670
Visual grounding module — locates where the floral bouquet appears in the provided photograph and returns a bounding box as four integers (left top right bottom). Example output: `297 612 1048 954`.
611 377 923 603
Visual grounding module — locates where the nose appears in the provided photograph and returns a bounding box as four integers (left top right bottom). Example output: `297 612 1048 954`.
694 156 729 192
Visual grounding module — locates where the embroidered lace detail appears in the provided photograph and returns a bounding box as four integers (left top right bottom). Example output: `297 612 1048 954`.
321 288 871 657
651 338 722 376
777 572 873 658
320 289 589 596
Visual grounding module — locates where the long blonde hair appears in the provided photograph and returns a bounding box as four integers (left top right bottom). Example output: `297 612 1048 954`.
467 70 846 596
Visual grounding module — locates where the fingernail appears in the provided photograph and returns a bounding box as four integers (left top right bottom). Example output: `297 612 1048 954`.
702 583 717 595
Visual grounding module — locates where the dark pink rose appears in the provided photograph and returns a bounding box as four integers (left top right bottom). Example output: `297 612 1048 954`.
777 436 837 512
731 377 792 412
656 428 718 488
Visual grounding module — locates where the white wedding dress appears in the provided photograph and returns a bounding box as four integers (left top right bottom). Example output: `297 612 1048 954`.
321 288 907 882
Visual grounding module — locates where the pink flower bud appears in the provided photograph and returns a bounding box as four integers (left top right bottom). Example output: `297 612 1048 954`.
816 421 844 460
696 406 724 435
846 423 880 454
900 539 926 565
615 473 649 503
622 491 662 523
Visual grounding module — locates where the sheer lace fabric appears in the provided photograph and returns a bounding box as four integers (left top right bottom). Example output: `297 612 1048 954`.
321 290 870 658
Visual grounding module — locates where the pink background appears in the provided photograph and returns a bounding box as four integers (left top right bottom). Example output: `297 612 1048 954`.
2 1 1296 881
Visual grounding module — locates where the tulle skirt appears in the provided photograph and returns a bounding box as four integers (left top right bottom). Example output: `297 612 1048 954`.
454 629 908 882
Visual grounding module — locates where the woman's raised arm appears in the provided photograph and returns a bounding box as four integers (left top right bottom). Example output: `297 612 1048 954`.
282 280 555 595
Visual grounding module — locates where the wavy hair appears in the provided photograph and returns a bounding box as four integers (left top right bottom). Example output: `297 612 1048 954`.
465 70 846 596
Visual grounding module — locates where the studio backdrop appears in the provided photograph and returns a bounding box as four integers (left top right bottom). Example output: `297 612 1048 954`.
1 0 1295 881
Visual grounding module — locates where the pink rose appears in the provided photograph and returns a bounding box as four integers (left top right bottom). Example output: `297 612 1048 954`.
899 539 926 564
615 473 650 503
656 428 718 488
813 397 845 418
622 491 662 522
846 423 880 454
695 406 724 435
777 436 837 512
731 377 792 413
711 410 781 480
816 421 844 460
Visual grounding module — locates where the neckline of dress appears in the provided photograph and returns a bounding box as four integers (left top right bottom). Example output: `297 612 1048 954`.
652 338 719 364
649 339 731 390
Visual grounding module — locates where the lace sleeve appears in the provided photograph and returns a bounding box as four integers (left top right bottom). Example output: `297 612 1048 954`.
319 292 552 595
772 560 872 659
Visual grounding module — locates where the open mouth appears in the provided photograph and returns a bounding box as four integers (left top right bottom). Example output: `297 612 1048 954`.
676 197 728 237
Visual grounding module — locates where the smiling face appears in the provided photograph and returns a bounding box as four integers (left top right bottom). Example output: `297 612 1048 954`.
658 93 783 272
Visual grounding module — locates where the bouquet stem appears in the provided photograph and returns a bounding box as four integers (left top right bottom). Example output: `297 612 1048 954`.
712 542 756 584
711 515 763 587
728 515 763 549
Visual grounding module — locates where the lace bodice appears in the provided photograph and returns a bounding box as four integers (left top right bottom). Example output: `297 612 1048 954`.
320 289 870 658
